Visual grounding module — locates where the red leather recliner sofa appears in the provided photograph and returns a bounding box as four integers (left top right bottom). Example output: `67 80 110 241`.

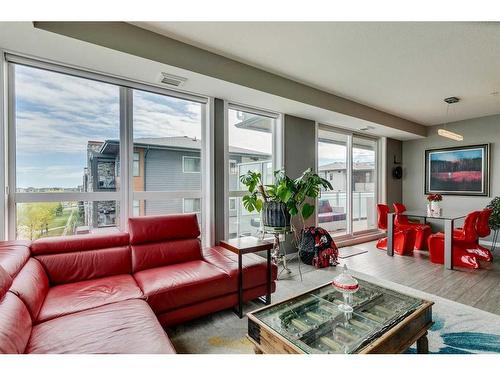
0 214 277 354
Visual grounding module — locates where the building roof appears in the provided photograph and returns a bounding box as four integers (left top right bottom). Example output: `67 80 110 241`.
100 136 270 157
319 161 375 171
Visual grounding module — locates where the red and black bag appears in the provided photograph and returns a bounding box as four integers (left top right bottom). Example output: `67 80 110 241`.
299 227 339 268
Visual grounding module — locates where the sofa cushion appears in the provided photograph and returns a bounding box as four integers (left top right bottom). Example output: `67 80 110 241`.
31 232 129 255
0 293 32 354
37 274 143 323
131 238 202 272
9 258 49 320
34 246 132 285
0 242 30 278
157 282 276 328
203 246 278 290
128 214 200 245
26 299 175 354
0 265 12 300
133 260 235 313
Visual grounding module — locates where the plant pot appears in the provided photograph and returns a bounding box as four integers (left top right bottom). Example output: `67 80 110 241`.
262 201 291 230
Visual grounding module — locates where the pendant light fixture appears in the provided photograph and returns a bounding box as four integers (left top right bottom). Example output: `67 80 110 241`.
438 96 463 141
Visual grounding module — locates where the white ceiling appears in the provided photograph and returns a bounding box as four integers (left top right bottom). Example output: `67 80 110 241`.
134 22 500 126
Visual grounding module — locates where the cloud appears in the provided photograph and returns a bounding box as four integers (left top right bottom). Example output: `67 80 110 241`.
14 64 204 188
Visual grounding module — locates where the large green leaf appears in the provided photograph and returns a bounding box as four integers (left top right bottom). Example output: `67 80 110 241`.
301 203 315 220
254 199 263 211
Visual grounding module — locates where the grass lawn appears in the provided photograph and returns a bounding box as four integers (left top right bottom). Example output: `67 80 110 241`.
49 207 76 229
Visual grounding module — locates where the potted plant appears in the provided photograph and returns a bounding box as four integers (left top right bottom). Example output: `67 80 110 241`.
487 196 500 252
240 168 333 232
426 193 443 217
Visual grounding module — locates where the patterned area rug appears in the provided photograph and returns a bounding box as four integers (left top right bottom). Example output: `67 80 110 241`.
167 267 500 354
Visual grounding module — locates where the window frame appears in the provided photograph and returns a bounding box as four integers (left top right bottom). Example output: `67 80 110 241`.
4 53 211 245
132 152 140 177
183 197 202 214
229 159 238 175
182 155 201 174
229 197 237 211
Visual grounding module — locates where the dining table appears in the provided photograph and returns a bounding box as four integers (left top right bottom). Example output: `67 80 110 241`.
386 209 468 270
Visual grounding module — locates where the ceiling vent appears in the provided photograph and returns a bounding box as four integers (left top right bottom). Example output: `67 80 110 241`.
159 72 187 87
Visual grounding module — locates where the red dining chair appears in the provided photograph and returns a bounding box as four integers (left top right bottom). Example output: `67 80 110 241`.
393 203 432 250
427 211 481 269
376 204 416 255
453 208 493 262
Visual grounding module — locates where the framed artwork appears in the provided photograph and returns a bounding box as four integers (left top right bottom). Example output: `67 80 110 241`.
424 144 490 196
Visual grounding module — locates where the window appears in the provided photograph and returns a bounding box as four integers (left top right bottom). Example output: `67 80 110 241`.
132 200 140 217
7 56 209 243
183 156 201 173
133 152 140 177
316 126 378 238
183 198 201 214
229 197 237 211
11 63 121 239
132 88 205 237
226 105 279 239
229 160 238 175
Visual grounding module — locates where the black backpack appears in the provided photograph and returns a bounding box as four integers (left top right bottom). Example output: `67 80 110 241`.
299 226 339 268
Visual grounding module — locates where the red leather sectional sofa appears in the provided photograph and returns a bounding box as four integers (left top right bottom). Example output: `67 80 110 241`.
0 214 277 354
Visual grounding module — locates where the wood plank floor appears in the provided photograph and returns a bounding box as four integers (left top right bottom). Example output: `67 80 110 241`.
291 241 500 315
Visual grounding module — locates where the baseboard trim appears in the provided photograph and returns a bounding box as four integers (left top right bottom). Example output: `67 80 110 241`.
336 232 385 248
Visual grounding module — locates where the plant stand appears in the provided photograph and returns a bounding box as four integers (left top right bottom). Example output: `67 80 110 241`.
261 226 302 281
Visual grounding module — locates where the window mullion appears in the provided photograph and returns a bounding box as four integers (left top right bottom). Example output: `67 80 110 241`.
7 62 16 240
120 87 133 231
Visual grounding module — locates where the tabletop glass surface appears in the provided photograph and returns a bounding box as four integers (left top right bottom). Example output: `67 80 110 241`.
252 279 425 353
395 209 467 220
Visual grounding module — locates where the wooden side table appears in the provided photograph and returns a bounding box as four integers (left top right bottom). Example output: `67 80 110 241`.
219 237 274 318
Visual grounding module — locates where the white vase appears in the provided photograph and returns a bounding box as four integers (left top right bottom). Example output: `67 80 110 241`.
430 201 441 217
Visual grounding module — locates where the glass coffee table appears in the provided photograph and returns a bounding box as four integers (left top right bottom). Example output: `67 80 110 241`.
247 278 433 354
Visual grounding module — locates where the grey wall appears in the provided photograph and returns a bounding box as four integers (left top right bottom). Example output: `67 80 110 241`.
386 138 403 207
284 115 316 181
402 114 499 239
213 98 225 244
283 115 316 252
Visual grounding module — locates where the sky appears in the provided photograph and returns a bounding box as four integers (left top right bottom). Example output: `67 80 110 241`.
15 64 202 189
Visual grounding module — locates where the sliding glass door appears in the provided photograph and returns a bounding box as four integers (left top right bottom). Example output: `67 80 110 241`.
317 126 378 238
317 129 349 236
352 135 377 234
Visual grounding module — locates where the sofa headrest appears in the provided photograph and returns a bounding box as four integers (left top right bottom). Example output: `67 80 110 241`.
0 265 12 301
0 242 31 278
31 232 130 256
128 214 200 245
